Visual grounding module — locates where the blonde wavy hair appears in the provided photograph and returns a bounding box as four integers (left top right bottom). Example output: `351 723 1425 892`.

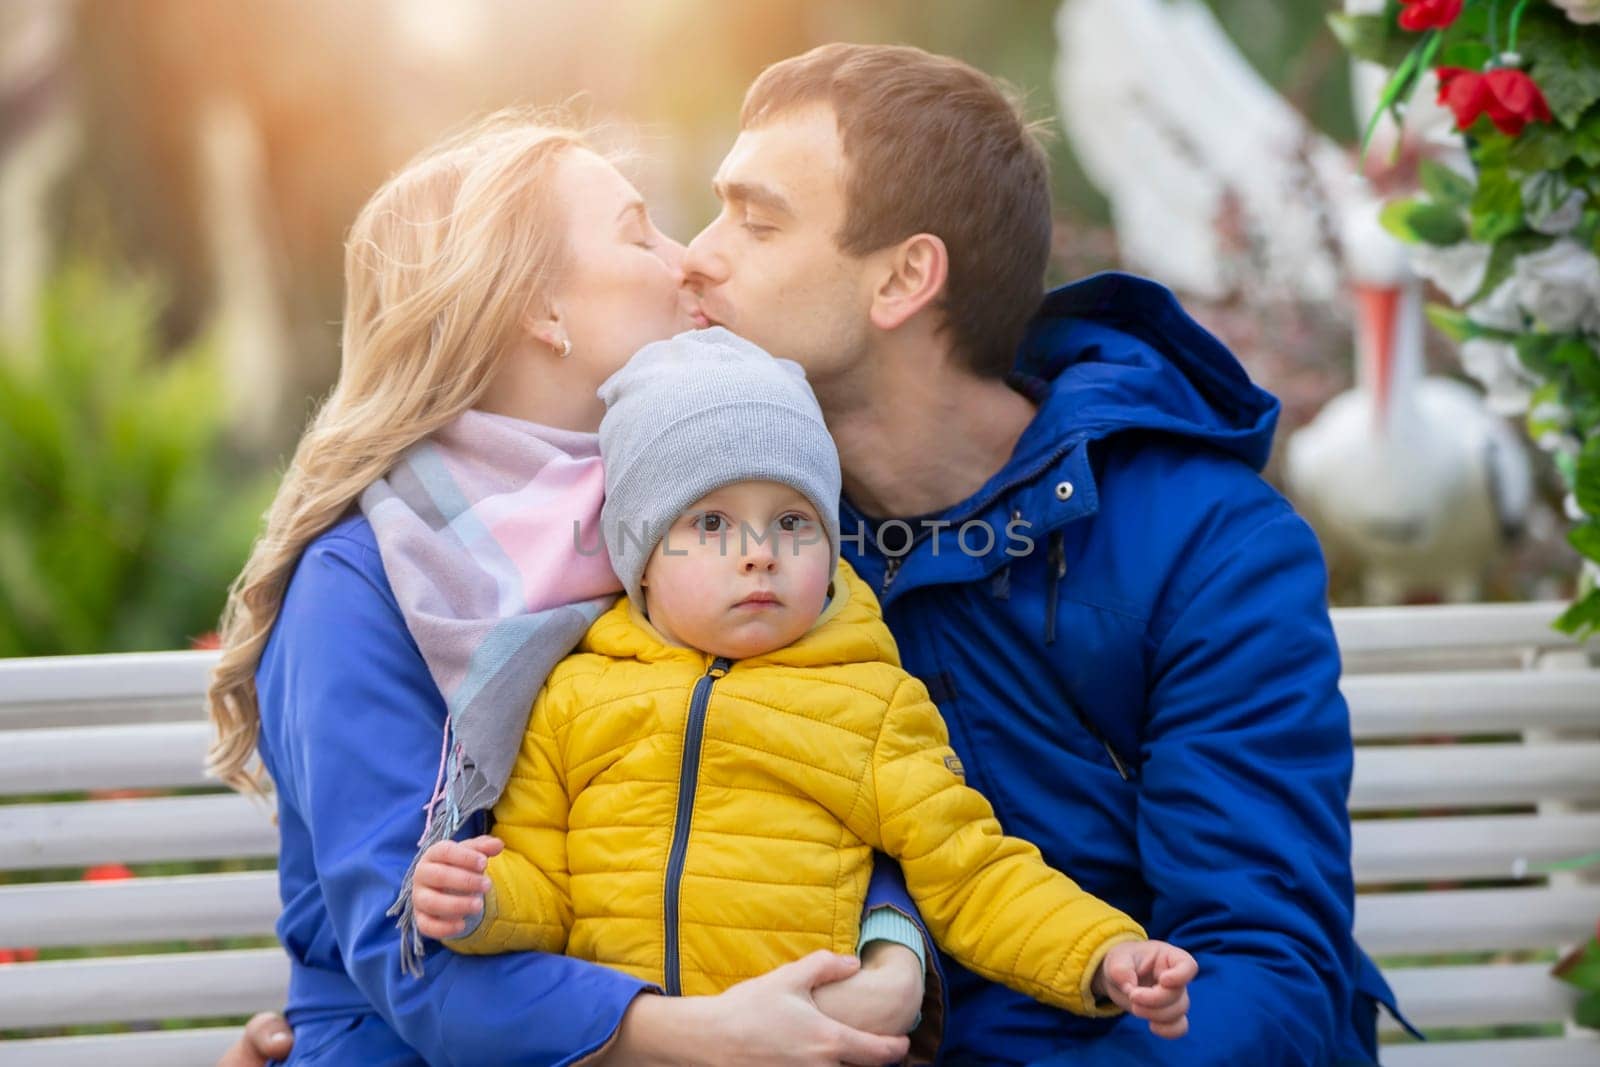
207 110 591 796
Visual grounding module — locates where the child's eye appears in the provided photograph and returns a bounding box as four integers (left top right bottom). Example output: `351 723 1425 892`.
778 513 812 532
694 513 726 532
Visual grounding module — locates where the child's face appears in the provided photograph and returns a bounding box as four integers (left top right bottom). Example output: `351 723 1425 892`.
641 480 832 660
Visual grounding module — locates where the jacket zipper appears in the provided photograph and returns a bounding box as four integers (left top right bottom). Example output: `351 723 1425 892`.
1040 530 1132 780
663 656 732 996
1043 531 1066 645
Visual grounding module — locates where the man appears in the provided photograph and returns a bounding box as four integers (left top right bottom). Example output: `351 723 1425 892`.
679 43 1396 1065
229 42 1396 1065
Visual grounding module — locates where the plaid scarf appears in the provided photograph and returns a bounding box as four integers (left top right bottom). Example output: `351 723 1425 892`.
359 409 620 975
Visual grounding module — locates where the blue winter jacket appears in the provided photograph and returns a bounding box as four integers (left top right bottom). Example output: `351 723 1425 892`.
255 519 934 1065
842 273 1400 1065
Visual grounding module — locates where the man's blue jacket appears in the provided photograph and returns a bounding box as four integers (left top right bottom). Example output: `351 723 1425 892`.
842 273 1400 1065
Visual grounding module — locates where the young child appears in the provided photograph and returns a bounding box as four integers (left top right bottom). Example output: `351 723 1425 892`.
413 328 1195 1036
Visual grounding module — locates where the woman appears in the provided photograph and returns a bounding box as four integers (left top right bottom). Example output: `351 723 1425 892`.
207 111 926 1065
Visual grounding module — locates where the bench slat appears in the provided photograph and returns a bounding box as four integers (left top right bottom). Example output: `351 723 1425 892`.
1381 962 1580 1031
1332 601 1579 655
0 722 213 795
0 1027 241 1067
0 650 217 705
19 873 1593 958
1356 885 1600 955
0 872 279 948
1352 812 1600 884
0 795 277 872
1350 742 1600 811
0 651 217 729
0 948 287 1030
1382 1037 1600 1067
1345 671 1600 738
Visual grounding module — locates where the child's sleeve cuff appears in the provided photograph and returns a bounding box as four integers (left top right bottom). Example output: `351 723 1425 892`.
857 905 928 974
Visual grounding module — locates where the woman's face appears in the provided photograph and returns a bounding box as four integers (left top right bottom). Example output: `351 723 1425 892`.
550 149 700 382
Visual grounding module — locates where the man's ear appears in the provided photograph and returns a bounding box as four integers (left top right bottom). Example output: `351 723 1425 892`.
868 233 948 332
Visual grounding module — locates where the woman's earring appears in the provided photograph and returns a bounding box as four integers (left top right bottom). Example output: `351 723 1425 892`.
558 338 572 359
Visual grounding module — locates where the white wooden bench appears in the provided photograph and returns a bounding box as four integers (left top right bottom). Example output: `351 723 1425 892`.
0 602 1596 1065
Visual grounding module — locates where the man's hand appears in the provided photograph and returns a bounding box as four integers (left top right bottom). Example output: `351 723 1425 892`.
414 835 503 939
215 1011 292 1066
1092 939 1198 1039
811 941 923 1037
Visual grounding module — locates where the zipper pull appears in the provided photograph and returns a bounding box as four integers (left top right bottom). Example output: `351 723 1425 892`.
991 564 1011 601
1101 742 1132 782
881 556 903 595
708 656 732 678
1066 700 1134 782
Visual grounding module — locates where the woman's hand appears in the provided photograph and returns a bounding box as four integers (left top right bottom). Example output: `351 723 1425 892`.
215 1012 293 1066
811 941 923 1036
414 835 503 939
1091 939 1198 1039
603 951 911 1066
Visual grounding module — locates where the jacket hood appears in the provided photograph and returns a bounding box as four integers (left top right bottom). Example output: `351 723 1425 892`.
1009 272 1279 472
578 559 901 671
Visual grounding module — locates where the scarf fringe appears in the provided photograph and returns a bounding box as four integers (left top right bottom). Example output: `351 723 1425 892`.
388 721 502 978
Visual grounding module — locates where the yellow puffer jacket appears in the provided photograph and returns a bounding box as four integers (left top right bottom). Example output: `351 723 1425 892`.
451 560 1144 1015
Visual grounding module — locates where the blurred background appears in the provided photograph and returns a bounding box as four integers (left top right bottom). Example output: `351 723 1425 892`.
0 0 1582 657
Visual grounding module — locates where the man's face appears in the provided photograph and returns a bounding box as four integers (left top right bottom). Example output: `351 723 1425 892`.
685 104 873 386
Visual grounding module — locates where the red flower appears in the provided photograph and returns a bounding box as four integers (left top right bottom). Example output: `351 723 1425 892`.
1398 0 1462 31
82 863 135 881
1436 67 1554 136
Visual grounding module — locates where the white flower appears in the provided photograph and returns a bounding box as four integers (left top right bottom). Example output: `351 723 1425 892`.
1531 399 1574 429
1409 241 1490 305
1536 429 1582 459
1512 239 1600 333
1523 173 1588 236
1551 0 1600 25
1467 281 1525 332
1460 338 1539 415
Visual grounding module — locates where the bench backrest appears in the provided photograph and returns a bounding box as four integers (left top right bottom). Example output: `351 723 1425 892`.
0 602 1596 1065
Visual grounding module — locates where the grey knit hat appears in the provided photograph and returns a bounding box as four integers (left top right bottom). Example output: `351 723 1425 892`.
597 327 842 611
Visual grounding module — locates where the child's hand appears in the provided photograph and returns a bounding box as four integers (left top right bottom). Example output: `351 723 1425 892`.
414 835 503 940
1092 939 1197 1039
810 941 924 1037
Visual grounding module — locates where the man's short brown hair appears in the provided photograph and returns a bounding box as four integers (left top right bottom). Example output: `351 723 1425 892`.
742 43 1052 379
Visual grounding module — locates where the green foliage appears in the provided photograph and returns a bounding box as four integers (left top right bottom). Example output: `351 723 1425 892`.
1554 937 1600 991
1338 1 1600 647
1380 198 1469 245
1578 434 1600 517
1425 302 1477 342
1578 990 1600 1030
1420 158 1477 206
1468 158 1525 242
1327 11 1415 69
0 263 275 656
1518 8 1600 130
